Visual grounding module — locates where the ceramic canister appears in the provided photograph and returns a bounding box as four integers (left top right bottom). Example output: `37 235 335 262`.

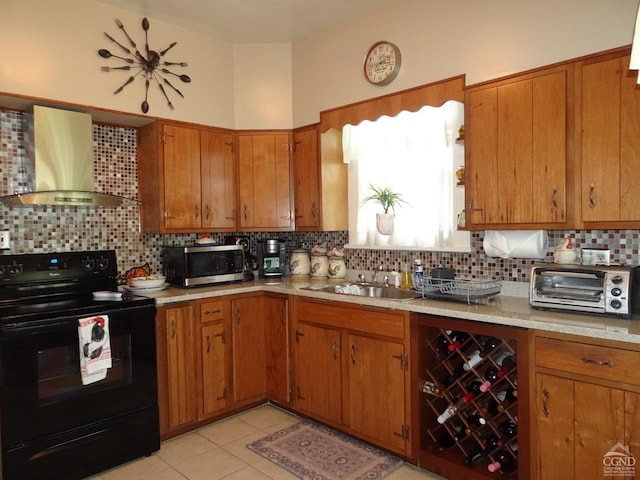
290 248 310 275
310 254 329 278
328 256 347 280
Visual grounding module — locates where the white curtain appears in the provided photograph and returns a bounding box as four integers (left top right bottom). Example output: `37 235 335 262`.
343 101 462 249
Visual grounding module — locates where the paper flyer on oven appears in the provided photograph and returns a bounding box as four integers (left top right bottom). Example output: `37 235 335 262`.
78 315 112 385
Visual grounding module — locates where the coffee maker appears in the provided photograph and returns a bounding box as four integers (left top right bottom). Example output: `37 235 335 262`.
257 239 286 278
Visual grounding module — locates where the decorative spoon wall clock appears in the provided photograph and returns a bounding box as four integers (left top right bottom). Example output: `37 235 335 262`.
98 17 191 113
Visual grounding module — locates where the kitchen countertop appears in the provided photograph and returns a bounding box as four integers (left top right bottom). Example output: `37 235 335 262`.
140 277 640 344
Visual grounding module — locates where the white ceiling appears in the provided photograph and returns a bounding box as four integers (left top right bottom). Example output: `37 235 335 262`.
94 0 386 43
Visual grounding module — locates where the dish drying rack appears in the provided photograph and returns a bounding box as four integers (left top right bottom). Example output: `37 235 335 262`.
412 275 502 304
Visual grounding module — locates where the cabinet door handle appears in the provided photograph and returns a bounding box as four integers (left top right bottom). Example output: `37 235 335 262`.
551 185 558 209
311 202 317 219
332 340 338 360
588 183 596 209
204 204 210 221
205 309 221 315
214 331 226 344
170 319 176 339
581 356 616 368
296 387 306 400
194 204 200 219
350 344 356 365
243 204 248 220
206 335 211 353
216 386 227 401
542 387 550 416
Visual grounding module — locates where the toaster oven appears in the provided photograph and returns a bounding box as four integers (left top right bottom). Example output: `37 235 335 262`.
530 264 640 318
162 244 246 287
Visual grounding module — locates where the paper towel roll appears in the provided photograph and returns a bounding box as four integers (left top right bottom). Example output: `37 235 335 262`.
483 230 548 259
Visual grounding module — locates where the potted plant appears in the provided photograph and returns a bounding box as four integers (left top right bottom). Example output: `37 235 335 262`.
360 184 408 235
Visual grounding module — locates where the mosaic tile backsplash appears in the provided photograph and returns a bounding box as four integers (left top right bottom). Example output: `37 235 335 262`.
1 108 639 283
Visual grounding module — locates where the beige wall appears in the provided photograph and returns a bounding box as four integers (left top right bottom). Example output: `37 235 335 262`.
0 0 284 129
233 44 293 129
292 0 640 126
1 0 638 129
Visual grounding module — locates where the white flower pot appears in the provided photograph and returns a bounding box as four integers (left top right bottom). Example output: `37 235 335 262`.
376 213 395 235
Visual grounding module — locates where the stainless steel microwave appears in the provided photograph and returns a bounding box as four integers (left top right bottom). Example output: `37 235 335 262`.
162 244 246 287
530 264 640 318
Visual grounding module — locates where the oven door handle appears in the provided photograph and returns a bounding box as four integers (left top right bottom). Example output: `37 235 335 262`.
1 318 97 336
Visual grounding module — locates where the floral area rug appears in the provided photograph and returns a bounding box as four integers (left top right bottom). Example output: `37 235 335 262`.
247 420 403 480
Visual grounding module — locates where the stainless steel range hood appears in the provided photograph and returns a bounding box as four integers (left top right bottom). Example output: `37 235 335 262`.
0 105 139 207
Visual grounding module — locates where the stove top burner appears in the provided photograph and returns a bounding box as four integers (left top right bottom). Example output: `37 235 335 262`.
0 251 154 327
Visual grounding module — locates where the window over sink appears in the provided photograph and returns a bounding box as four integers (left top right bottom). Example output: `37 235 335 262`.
342 100 469 252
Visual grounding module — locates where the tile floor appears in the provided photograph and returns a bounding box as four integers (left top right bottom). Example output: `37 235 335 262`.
87 404 446 480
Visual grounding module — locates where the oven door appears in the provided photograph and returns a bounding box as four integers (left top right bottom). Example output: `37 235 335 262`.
0 302 157 448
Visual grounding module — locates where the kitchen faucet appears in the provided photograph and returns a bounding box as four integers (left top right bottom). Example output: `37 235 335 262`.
372 263 384 284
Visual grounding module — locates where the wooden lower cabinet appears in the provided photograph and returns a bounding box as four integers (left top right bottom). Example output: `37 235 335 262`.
294 322 343 425
534 333 640 480
156 293 290 438
292 297 411 456
198 300 230 420
230 293 290 406
156 303 199 436
347 333 408 453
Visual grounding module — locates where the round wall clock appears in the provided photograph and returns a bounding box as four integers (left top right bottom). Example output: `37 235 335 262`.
98 17 191 113
363 41 401 86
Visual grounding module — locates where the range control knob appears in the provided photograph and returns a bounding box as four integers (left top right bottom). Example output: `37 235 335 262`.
611 287 622 297
97 258 110 270
8 263 23 276
610 299 622 309
82 258 96 271
611 275 624 285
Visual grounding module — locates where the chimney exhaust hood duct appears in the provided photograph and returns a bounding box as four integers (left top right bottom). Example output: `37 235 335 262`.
0 105 140 207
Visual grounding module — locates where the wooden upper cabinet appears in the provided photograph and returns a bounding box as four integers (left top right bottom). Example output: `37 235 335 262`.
237 132 292 231
578 52 640 227
465 66 569 229
200 130 236 230
163 124 202 230
138 121 237 233
292 126 321 230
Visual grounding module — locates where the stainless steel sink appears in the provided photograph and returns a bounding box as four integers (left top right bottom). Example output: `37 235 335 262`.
303 282 420 302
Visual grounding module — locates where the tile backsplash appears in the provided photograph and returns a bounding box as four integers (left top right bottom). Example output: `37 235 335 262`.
1 108 639 282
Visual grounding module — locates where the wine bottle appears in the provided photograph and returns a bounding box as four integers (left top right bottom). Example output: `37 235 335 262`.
463 350 482 371
479 366 499 392
497 419 518 439
495 351 516 377
432 330 453 360
443 365 466 387
463 409 487 435
433 430 455 450
495 386 518 405
419 379 441 396
482 432 500 454
487 449 517 473
447 331 469 352
464 443 487 465
484 398 504 416
437 393 474 423
467 380 483 396
481 337 501 356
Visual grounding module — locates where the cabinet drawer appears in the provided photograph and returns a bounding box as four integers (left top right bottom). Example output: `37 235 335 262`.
295 299 406 339
200 300 225 323
535 337 640 385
